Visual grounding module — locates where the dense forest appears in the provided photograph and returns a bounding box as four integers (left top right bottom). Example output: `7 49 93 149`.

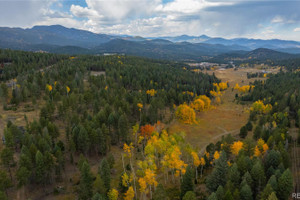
0 49 299 200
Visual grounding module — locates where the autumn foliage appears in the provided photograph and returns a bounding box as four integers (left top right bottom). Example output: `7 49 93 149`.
230 141 243 155
175 104 197 124
140 124 155 139
250 100 272 114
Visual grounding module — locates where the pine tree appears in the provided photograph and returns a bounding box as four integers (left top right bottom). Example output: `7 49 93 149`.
79 161 93 200
233 189 241 200
153 184 169 200
224 190 234 200
277 169 293 200
240 184 253 200
0 170 12 196
239 126 248 138
267 192 278 200
267 175 277 191
207 193 218 200
181 165 194 198
265 150 280 170
206 151 228 192
259 184 274 200
0 147 14 180
250 161 266 195
0 191 7 200
99 158 111 192
228 163 240 187
92 193 106 200
182 191 196 200
118 114 129 142
242 171 253 189
16 167 31 187
216 185 224 200
93 174 106 195
35 151 45 184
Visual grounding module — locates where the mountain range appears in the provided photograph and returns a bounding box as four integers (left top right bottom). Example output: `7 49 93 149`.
1 25 300 62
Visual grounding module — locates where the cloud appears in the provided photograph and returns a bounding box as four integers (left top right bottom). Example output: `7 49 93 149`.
1 0 300 41
294 27 300 32
271 16 283 23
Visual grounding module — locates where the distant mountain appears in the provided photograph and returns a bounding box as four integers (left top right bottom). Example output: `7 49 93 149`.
0 25 115 49
209 48 299 63
92 38 249 61
1 25 300 61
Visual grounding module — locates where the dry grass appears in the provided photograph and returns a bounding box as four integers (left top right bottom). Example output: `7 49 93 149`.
168 67 279 154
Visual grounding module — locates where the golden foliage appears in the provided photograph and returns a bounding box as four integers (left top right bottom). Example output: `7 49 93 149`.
231 141 244 156
191 151 200 167
108 188 119 200
138 177 147 193
190 98 205 111
254 138 269 157
213 151 220 160
250 100 272 114
46 84 53 92
175 104 197 124
124 186 135 200
66 86 70 93
146 89 157 96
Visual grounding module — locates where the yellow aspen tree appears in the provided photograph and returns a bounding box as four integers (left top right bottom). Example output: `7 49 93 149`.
191 151 200 179
213 151 220 161
200 157 206 177
108 188 119 200
175 104 197 124
124 186 135 200
231 141 244 156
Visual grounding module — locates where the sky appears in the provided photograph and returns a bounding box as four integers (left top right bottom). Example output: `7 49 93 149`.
0 0 300 40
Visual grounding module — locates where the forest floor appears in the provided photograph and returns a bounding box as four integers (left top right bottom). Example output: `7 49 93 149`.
1 66 280 200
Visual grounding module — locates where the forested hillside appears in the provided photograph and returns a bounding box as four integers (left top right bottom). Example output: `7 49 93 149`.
0 49 218 199
0 49 299 200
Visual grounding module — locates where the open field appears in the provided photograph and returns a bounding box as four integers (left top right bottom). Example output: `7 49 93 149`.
168 67 280 154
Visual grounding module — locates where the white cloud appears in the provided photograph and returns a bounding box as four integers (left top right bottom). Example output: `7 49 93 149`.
294 27 300 32
271 15 283 23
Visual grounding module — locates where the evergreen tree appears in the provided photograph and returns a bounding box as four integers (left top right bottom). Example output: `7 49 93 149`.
181 165 194 198
0 170 12 196
233 189 241 200
277 169 293 200
153 184 169 200
216 185 224 200
240 184 253 200
259 184 274 200
207 193 218 200
250 161 266 195
182 191 196 200
118 114 129 142
16 167 31 187
99 158 111 192
228 163 240 187
267 175 277 191
267 192 278 200
224 190 234 200
92 193 106 200
239 126 248 138
35 151 45 184
0 147 14 180
245 121 253 131
265 150 280 170
93 174 106 195
79 161 93 200
242 171 253 189
206 151 228 192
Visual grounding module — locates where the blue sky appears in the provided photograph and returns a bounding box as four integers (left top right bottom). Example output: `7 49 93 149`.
0 0 300 40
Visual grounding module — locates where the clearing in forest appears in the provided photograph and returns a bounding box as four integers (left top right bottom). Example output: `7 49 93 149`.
168 67 279 153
